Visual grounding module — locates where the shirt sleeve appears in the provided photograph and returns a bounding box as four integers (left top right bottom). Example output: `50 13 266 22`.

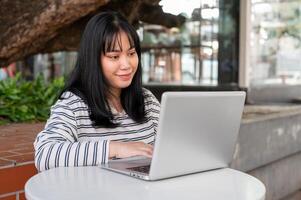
34 99 110 172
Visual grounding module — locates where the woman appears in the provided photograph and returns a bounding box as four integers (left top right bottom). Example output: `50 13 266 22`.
34 11 160 172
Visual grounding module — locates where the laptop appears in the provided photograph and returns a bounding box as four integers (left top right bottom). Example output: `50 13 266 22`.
101 91 246 181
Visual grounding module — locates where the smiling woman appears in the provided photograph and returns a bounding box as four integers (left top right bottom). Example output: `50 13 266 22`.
101 31 139 110
33 11 160 172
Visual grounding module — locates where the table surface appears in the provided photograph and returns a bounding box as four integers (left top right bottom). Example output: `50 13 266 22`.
25 167 266 200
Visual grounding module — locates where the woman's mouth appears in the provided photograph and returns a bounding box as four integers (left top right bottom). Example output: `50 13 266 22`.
117 73 132 81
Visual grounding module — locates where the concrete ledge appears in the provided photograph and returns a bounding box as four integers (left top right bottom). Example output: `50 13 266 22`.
231 105 301 172
248 84 301 103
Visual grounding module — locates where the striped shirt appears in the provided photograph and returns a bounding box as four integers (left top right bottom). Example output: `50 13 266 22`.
34 88 160 172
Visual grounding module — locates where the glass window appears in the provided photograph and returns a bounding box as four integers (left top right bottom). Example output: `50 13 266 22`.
141 0 222 86
250 0 301 86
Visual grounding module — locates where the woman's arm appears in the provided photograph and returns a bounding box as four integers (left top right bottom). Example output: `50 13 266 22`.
34 98 154 171
34 101 109 172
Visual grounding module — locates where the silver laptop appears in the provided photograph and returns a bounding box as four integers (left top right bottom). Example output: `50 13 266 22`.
101 91 246 181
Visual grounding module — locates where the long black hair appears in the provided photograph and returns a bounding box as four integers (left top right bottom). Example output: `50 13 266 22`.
59 11 145 128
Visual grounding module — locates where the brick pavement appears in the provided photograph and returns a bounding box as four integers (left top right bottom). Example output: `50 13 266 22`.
0 123 45 200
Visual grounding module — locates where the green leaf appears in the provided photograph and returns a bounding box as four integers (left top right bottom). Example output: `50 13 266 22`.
0 75 65 124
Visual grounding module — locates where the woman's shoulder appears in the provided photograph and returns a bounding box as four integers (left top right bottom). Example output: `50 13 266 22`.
60 91 84 103
53 91 87 110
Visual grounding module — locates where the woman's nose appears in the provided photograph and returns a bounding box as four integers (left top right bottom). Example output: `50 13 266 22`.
119 56 131 70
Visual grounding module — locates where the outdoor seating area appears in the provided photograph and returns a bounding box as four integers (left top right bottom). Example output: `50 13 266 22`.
1 105 301 199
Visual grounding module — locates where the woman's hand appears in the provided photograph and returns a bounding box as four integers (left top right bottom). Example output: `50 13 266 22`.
109 141 153 159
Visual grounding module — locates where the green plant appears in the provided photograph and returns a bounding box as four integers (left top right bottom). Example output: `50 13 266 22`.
0 74 65 124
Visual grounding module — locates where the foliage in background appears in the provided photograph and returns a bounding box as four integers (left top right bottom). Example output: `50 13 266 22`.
0 74 65 125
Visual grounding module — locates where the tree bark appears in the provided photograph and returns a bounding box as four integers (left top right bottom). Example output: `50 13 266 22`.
0 0 185 67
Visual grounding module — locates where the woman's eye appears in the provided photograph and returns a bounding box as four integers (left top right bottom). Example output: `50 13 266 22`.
108 55 119 60
129 51 136 56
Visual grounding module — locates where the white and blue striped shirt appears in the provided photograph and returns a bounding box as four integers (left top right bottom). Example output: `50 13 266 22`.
34 88 160 171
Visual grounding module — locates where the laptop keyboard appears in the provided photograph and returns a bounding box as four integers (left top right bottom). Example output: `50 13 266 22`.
127 165 150 174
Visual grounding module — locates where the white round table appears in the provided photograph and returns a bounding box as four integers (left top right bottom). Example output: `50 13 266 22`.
25 167 265 200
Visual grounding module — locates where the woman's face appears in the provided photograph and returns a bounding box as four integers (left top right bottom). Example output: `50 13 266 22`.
101 31 138 96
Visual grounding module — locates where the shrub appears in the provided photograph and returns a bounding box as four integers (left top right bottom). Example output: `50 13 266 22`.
0 74 65 125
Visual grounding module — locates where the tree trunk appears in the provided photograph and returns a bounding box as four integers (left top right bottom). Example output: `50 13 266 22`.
0 0 185 67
